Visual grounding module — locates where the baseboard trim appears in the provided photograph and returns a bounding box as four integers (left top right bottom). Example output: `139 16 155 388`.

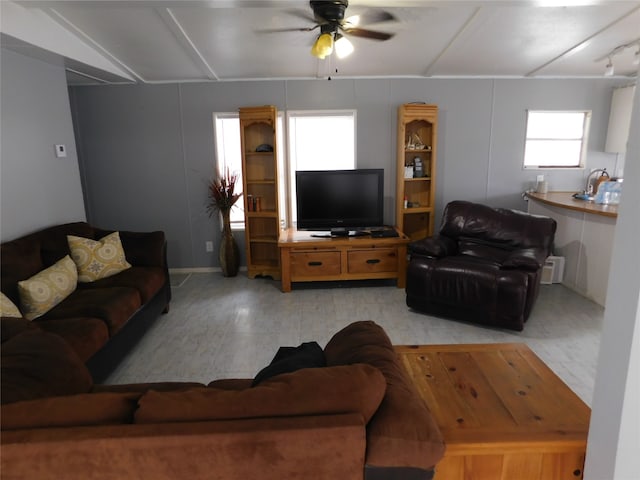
169 267 248 274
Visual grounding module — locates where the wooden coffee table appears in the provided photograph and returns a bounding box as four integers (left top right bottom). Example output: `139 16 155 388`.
395 343 591 480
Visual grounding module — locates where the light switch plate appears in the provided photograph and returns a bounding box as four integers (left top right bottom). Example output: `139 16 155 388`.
55 144 67 158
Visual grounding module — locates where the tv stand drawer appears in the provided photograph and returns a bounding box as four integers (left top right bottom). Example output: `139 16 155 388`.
347 249 397 273
290 251 341 277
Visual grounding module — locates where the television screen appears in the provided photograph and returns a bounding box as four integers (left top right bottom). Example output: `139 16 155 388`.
296 169 384 231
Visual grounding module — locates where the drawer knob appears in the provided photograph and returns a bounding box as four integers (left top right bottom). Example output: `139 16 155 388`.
308 261 323 267
366 259 381 264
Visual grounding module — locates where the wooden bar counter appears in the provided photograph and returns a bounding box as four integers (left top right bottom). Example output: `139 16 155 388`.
527 191 618 306
395 343 590 480
526 191 618 218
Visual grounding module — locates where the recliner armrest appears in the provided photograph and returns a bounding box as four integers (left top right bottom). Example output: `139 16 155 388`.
408 235 458 258
502 248 548 271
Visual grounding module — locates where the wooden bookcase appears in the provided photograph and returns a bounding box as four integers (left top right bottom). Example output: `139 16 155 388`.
239 106 281 280
395 104 438 241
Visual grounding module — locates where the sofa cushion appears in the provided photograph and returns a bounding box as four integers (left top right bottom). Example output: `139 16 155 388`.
78 266 167 304
0 392 140 431
35 317 110 362
17 255 78 320
252 341 326 386
1 292 22 318
324 321 446 470
135 364 386 425
1 330 93 405
1 317 38 343
68 232 131 283
39 287 141 336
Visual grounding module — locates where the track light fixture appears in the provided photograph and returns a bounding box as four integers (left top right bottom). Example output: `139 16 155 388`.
604 57 614 77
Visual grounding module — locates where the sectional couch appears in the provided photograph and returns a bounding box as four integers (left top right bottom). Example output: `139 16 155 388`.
1 320 445 479
0 222 171 382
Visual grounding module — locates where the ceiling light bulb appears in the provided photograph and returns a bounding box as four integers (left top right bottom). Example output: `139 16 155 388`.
633 48 640 66
311 33 334 60
604 58 614 77
334 34 354 59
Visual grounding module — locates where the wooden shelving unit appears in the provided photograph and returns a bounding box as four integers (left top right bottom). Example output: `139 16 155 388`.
395 104 438 241
239 105 281 280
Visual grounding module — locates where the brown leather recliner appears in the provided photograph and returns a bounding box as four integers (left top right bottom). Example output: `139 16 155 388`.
406 201 557 331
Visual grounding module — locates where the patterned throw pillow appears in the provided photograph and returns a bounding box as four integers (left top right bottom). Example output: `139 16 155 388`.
67 232 131 283
17 255 78 320
1 292 23 318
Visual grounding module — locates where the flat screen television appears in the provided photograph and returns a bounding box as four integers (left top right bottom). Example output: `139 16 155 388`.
296 169 384 234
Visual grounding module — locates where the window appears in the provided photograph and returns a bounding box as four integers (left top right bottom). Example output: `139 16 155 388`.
523 110 591 169
213 110 355 229
213 114 244 228
286 111 356 225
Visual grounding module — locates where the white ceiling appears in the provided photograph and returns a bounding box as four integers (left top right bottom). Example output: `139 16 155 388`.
2 1 640 85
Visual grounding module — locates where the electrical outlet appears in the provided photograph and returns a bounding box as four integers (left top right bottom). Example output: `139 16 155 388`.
205 241 214 252
55 144 67 158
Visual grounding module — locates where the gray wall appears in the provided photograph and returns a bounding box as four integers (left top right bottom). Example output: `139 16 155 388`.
1 48 86 241
69 77 626 269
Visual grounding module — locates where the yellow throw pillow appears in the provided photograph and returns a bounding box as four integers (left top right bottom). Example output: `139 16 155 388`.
67 232 131 283
18 255 78 320
1 292 23 318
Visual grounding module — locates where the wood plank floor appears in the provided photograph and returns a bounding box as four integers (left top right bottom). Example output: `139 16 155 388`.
105 273 604 406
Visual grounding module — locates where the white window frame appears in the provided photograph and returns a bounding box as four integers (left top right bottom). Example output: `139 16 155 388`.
285 110 357 227
523 110 591 170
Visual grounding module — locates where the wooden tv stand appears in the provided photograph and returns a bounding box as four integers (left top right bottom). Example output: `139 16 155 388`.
278 227 410 293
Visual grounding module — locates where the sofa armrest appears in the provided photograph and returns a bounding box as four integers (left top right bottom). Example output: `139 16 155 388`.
502 248 548 271
96 229 167 268
408 235 457 259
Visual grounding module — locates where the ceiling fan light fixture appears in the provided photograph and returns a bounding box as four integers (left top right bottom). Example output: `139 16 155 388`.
311 32 334 59
334 33 354 58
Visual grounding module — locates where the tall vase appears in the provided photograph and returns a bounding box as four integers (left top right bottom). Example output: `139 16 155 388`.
219 210 240 277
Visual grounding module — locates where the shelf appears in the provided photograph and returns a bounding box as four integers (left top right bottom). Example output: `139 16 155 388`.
396 104 438 240
403 207 432 214
249 236 278 244
246 211 277 217
246 179 276 185
240 105 281 280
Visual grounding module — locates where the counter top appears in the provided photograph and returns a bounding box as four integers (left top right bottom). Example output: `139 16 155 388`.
527 191 618 218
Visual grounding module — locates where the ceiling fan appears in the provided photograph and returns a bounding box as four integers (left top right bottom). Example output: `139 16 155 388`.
261 0 396 60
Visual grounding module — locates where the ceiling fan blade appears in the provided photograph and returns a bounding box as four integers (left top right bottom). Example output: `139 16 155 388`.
346 10 396 26
343 27 394 41
256 26 318 34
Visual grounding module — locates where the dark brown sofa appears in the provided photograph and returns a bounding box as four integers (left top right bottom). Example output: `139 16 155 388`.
1 320 445 480
0 222 171 381
406 201 556 331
